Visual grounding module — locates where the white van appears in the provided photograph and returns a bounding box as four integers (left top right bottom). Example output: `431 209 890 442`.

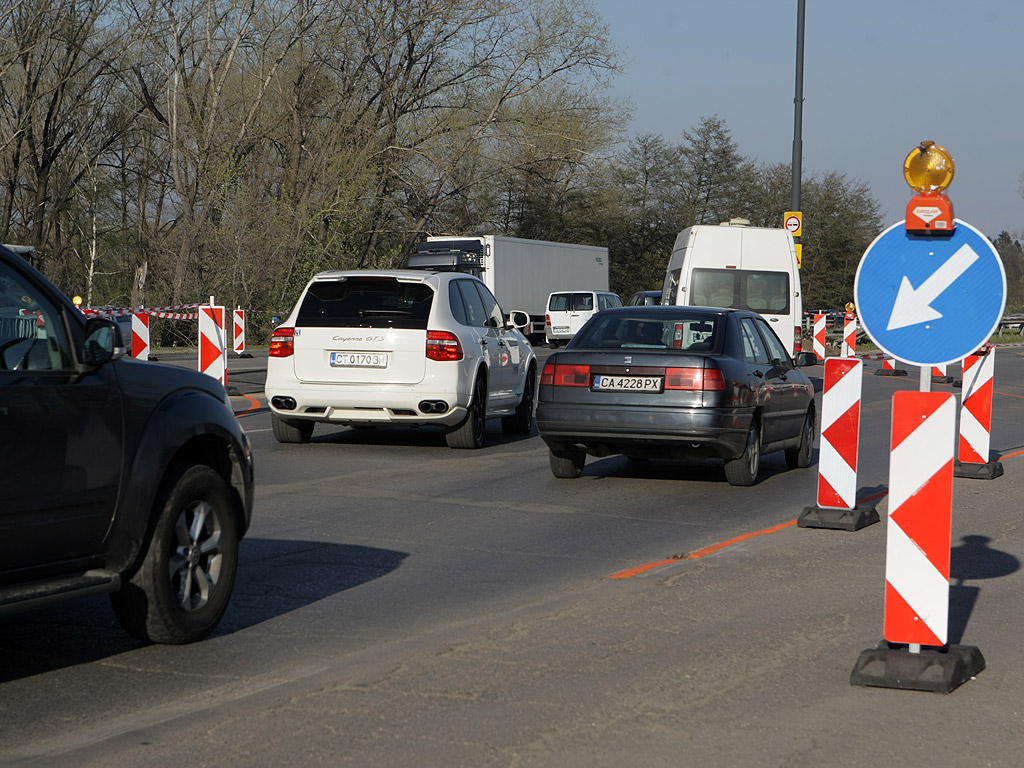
545 290 622 346
661 221 803 354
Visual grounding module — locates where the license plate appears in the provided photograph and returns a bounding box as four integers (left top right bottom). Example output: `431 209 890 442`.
592 375 662 392
330 351 388 368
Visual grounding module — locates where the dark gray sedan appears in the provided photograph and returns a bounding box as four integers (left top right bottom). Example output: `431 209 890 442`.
536 306 817 485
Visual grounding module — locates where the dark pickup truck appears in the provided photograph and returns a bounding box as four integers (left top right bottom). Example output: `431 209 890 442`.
0 245 254 643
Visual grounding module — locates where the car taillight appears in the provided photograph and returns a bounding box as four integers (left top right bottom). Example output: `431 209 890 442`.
426 330 463 361
665 367 725 391
793 327 802 354
541 362 590 386
269 327 294 357
545 314 551 328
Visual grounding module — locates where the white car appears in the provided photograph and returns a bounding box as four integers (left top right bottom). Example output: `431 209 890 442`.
265 270 537 448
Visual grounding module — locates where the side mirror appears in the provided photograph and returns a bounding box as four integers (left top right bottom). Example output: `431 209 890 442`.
507 310 531 331
794 351 818 367
82 318 127 366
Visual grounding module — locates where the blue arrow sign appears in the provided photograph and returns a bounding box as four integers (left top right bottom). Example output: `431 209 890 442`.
854 219 1006 367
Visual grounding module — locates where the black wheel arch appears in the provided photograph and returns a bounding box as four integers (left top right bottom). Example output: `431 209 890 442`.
105 389 253 576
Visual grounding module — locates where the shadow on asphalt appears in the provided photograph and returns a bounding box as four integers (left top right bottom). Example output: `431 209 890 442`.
0 540 406 683
301 421 538 449
949 534 1020 644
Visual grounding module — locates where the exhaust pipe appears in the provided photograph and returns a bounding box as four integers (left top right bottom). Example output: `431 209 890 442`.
418 400 449 414
271 396 297 410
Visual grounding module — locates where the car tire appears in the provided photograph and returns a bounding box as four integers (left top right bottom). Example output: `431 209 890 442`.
549 447 586 478
111 464 240 644
724 420 761 486
272 413 314 443
446 374 486 449
785 408 815 469
501 364 536 435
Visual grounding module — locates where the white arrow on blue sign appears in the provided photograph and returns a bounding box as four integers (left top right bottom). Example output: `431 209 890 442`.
854 219 1006 367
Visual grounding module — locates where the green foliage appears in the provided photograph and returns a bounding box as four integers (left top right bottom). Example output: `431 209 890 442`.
3 1 1009 327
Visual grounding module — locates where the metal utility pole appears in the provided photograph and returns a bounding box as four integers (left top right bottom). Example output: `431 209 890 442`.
791 0 805 212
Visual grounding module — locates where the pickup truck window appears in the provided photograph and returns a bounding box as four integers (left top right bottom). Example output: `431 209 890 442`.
0 263 72 371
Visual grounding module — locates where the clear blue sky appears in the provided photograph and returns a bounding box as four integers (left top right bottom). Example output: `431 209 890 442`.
590 0 1022 238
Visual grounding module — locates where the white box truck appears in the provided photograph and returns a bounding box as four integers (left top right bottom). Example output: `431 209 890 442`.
661 221 803 354
407 235 610 341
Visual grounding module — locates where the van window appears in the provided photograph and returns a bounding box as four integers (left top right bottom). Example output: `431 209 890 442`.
548 293 571 312
691 269 790 315
662 269 681 304
692 270 735 308
572 293 594 311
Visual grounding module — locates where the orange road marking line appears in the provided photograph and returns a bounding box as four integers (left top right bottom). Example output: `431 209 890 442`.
609 490 888 579
233 394 261 417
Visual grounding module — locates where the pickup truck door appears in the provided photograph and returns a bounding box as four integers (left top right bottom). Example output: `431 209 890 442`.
0 267 124 572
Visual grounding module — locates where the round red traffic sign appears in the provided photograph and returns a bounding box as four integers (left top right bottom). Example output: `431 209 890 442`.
785 215 801 233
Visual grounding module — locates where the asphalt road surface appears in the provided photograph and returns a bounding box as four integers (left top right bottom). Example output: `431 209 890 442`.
4 347 1024 767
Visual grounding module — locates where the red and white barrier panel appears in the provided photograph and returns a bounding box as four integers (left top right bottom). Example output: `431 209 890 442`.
842 314 857 358
798 358 877 530
233 308 246 355
884 391 955 647
813 313 826 362
931 363 952 383
873 355 908 377
817 359 861 509
131 312 150 360
851 390 983 692
955 348 1002 479
199 304 228 385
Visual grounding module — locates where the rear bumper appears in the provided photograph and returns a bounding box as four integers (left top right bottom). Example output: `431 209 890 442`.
536 402 752 460
266 381 470 427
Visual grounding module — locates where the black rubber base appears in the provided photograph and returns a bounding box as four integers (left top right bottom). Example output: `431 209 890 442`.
873 368 907 377
932 375 954 385
954 460 1004 480
851 643 985 693
798 505 879 531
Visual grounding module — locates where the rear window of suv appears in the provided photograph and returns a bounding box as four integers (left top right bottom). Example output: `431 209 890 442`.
297 277 434 329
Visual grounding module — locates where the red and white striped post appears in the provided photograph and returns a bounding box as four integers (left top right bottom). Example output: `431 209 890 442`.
199 301 227 385
955 347 1002 479
884 391 955 647
798 358 877 530
131 312 150 360
233 308 246 355
813 313 826 362
842 313 857 358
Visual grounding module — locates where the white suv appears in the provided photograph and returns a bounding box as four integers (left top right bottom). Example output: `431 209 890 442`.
265 270 537 448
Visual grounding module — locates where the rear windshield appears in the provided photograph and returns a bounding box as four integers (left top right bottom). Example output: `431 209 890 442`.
690 269 790 314
571 313 720 352
297 277 434 329
548 293 571 311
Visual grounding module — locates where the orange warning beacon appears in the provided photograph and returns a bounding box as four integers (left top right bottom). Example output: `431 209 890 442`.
904 140 955 233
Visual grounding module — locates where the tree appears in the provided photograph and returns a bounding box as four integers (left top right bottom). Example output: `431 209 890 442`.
993 230 1024 310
